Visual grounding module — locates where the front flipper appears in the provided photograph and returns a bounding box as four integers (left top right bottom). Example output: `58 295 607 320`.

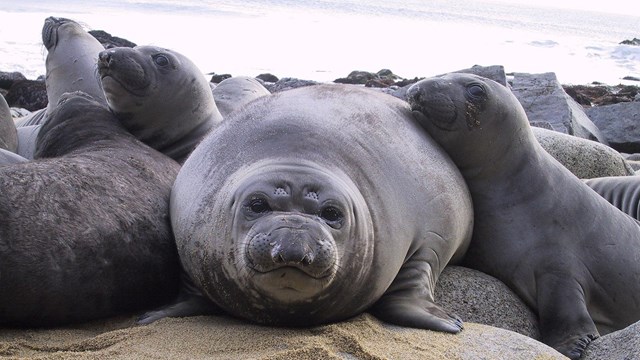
370 293 463 333
137 272 223 325
536 272 599 359
370 244 462 333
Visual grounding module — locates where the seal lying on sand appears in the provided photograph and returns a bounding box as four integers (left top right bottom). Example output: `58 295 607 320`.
98 46 224 163
15 17 106 128
0 92 180 327
142 84 473 332
406 73 640 359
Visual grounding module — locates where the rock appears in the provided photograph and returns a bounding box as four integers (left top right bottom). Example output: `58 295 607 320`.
452 64 508 86
334 70 379 85
435 266 540 339
511 72 607 143
581 320 640 360
264 77 319 93
209 73 232 84
533 127 635 178
256 73 279 83
620 38 640 46
564 84 639 106
4 80 47 112
624 76 640 82
586 101 640 153
0 71 27 90
89 30 136 48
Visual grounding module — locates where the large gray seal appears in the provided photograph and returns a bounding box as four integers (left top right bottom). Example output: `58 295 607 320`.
98 46 224 163
0 91 180 327
406 73 640 359
15 17 107 128
146 84 473 331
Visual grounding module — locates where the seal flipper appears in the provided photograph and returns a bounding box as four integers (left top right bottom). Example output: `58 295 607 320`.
369 246 463 333
536 273 599 359
137 272 223 324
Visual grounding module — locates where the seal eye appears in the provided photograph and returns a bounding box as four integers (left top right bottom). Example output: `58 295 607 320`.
153 54 170 67
320 206 343 228
466 84 486 100
249 198 271 214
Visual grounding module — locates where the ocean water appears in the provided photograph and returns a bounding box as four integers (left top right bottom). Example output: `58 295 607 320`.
0 0 639 84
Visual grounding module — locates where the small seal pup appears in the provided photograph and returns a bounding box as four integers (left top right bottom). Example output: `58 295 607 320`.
97 45 224 163
212 76 270 118
0 91 180 326
142 84 473 332
15 17 107 127
406 73 640 359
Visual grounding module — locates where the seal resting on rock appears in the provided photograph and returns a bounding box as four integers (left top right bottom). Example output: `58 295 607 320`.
97 45 224 163
15 17 107 128
0 91 180 326
584 176 640 220
406 73 640 359
143 84 473 332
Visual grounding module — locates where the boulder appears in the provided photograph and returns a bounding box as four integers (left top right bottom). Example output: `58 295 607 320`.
334 70 379 85
89 30 137 49
209 73 232 84
582 320 640 360
256 73 279 83
435 266 540 339
0 71 27 90
533 126 635 178
511 72 607 143
4 80 47 112
451 64 508 86
264 77 319 93
586 101 640 153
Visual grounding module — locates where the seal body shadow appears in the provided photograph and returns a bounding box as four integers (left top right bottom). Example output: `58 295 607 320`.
0 92 180 326
143 84 473 332
407 73 640 359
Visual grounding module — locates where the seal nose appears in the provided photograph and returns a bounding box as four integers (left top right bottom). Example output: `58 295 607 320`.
98 51 114 67
271 232 315 266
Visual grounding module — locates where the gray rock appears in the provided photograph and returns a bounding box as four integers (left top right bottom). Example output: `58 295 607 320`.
435 266 540 340
4 80 47 112
264 77 319 93
533 127 635 178
582 320 640 360
0 70 27 90
451 64 508 86
511 72 607 144
586 101 640 153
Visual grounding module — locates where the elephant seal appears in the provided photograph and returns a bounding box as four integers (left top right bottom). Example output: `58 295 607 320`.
0 91 180 326
0 149 27 165
406 73 640 359
97 45 223 163
15 17 106 127
15 125 40 160
0 94 17 152
143 84 473 331
584 176 640 221
212 76 270 117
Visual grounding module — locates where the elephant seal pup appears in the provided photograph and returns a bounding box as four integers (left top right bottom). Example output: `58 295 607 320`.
98 46 224 163
0 91 181 327
15 17 107 127
584 176 640 221
0 94 17 152
212 76 270 117
144 84 473 331
406 73 640 359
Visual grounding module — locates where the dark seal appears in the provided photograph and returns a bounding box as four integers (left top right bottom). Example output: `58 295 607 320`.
0 92 180 326
406 73 640 359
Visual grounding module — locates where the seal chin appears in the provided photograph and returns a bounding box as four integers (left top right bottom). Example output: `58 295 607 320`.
251 267 334 302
